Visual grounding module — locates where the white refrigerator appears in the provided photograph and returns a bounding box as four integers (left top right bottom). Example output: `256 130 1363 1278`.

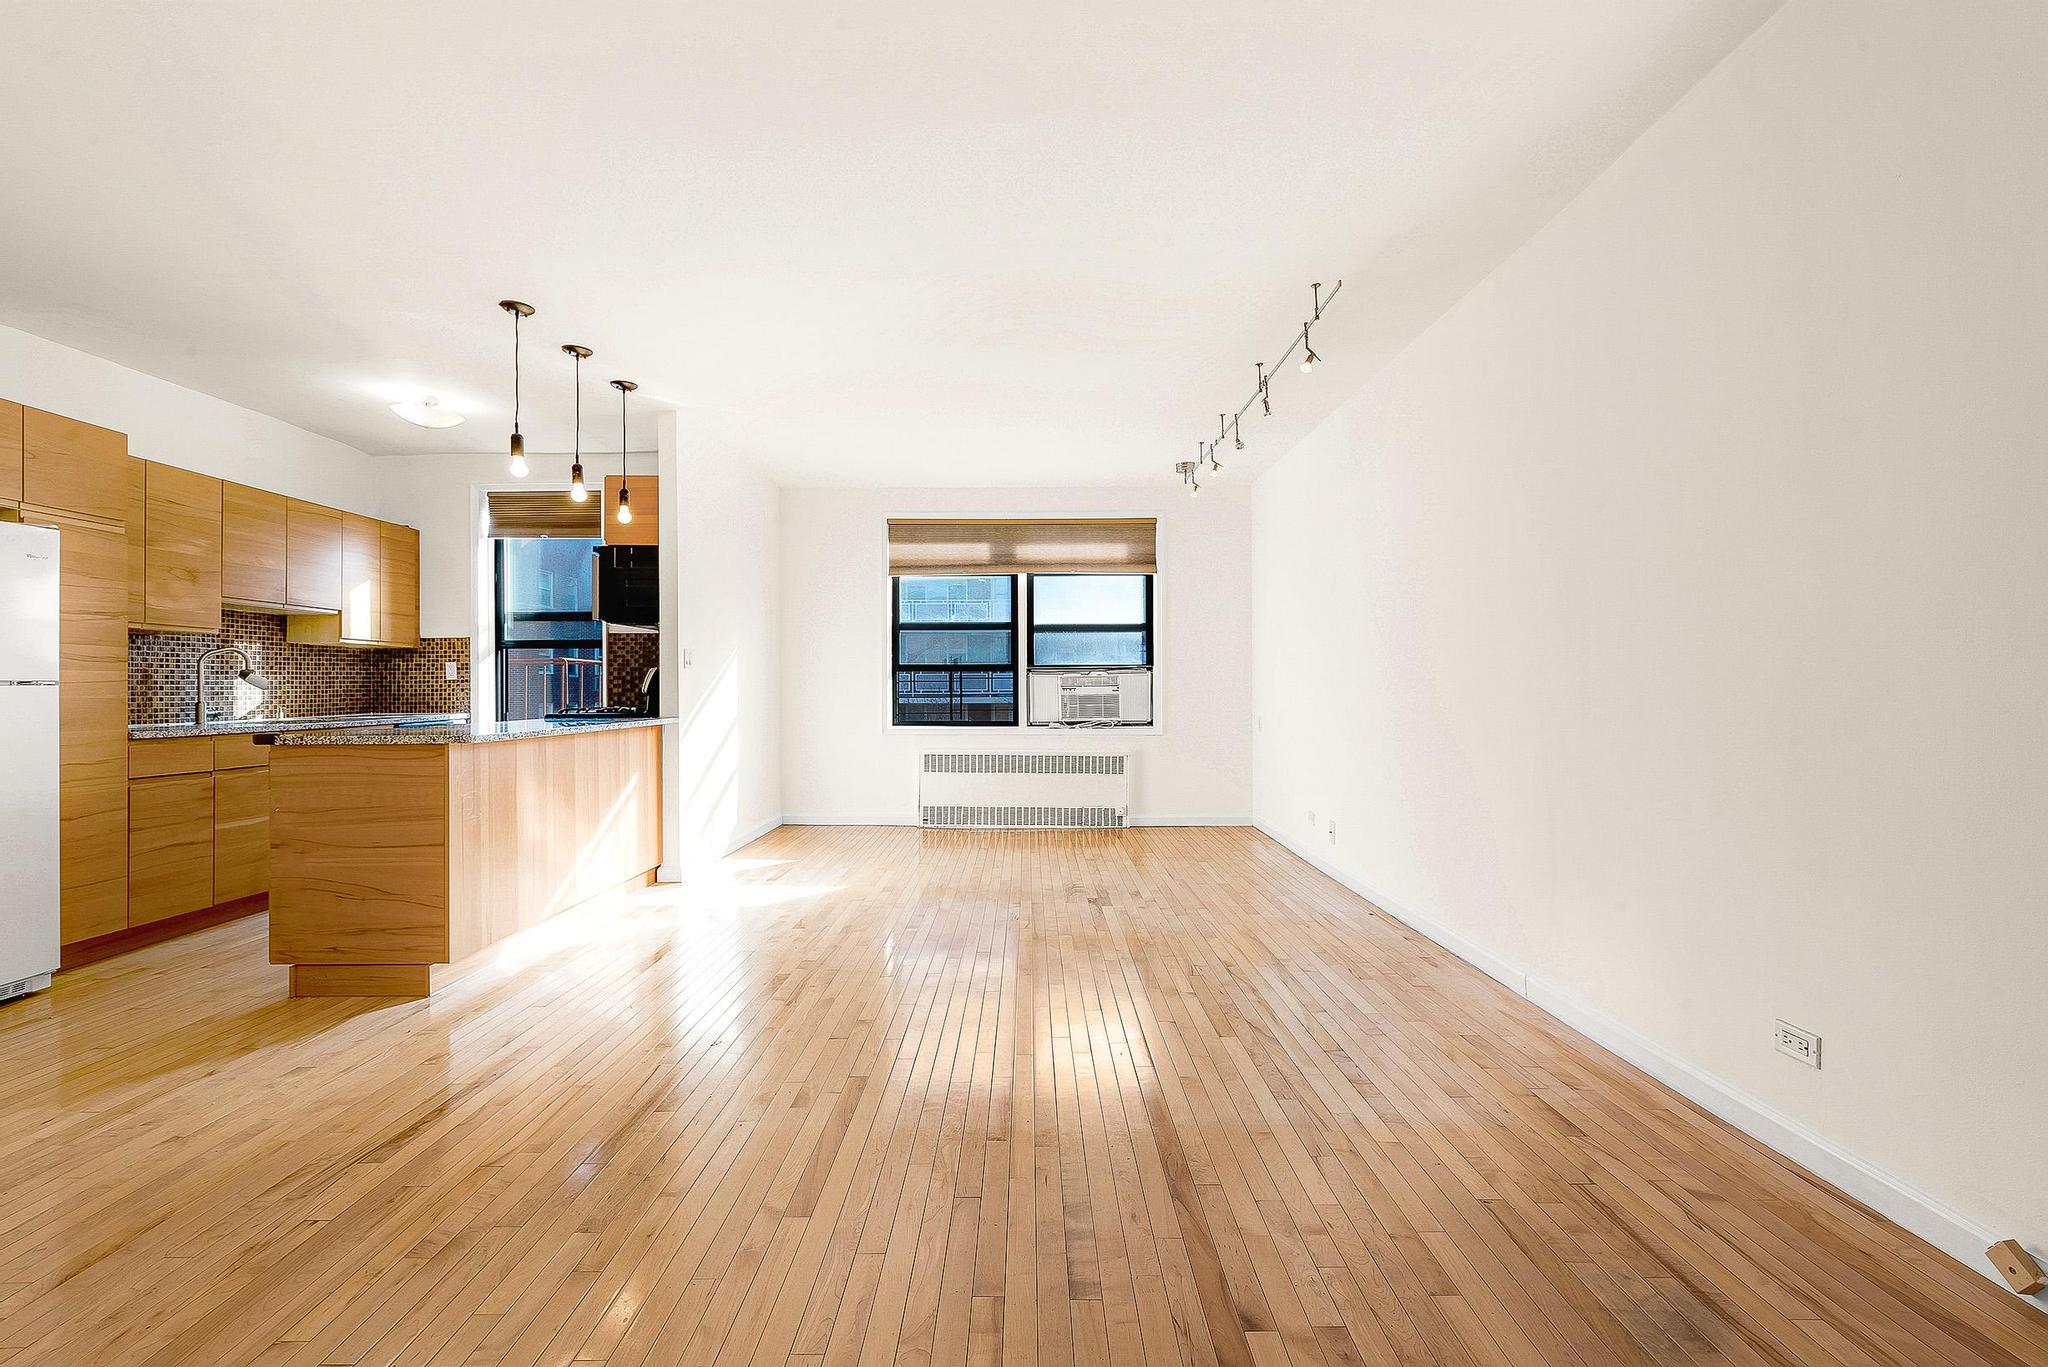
0 521 61 1003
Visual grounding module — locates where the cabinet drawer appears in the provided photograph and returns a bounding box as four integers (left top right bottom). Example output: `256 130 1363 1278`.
130 737 215 778
212 733 271 771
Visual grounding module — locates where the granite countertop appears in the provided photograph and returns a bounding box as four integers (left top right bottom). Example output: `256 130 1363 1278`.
130 712 470 741
264 715 678 746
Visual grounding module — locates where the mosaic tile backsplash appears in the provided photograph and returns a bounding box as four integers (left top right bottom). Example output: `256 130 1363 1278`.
129 609 471 724
605 631 661 709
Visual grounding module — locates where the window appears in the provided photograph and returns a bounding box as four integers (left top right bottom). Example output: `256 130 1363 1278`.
892 575 1018 726
1029 574 1152 667
496 538 605 720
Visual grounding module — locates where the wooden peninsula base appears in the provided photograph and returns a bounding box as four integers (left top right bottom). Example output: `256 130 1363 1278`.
267 719 667 997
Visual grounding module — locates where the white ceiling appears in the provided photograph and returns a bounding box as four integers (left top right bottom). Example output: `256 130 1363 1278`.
0 1 1776 486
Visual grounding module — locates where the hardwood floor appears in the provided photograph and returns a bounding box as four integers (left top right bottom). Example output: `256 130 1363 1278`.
1 825 2042 1366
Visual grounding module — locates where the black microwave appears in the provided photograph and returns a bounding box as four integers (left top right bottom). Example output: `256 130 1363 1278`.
593 545 658 627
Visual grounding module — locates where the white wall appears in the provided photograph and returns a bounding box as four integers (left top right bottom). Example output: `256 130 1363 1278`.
779 485 1252 824
659 413 782 867
1252 0 2048 1283
1 321 382 511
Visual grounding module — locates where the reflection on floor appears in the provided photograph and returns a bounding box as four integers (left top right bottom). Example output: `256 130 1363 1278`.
3 825 2043 1365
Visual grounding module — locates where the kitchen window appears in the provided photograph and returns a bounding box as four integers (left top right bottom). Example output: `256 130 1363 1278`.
496 537 605 721
1027 574 1152 668
891 575 1018 726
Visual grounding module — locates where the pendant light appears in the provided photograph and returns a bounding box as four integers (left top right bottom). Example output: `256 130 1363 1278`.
499 300 534 476
563 344 592 501
610 379 638 525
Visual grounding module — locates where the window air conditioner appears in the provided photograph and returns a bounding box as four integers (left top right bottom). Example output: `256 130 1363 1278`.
1026 668 1153 727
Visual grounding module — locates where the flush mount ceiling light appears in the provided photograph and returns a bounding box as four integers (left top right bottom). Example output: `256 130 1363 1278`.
610 378 638 525
500 299 535 476
564 344 592 501
1168 277 1342 490
388 396 465 428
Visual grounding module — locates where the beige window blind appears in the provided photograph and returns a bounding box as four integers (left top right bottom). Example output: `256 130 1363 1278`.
486 489 603 539
886 518 1157 576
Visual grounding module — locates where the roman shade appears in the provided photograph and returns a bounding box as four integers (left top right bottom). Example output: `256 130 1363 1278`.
486 489 603 539
886 518 1157 576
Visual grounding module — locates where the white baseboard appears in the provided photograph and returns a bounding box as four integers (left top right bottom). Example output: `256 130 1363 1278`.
781 813 1251 828
1253 821 2031 1299
655 815 789 881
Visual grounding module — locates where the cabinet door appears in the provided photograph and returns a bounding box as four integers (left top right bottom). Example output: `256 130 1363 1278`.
142 461 223 633
222 482 288 606
23 407 127 525
0 398 22 504
380 522 420 648
41 512 130 942
129 773 215 926
126 456 147 625
285 500 342 611
340 513 382 644
213 767 269 904
600 475 658 547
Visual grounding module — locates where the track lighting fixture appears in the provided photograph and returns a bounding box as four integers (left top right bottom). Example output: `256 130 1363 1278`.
610 379 637 525
1168 278 1342 488
500 300 534 477
563 344 592 502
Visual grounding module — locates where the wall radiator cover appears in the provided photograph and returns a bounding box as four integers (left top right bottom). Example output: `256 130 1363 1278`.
919 752 1129 829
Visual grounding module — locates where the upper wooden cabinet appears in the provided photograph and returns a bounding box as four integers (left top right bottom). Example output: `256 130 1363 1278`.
135 461 223 634
340 512 383 644
222 483 289 607
285 500 343 611
602 475 657 547
23 407 127 525
380 522 420 648
0 398 22 504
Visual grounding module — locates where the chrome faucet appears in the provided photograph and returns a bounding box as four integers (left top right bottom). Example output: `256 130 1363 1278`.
192 646 274 726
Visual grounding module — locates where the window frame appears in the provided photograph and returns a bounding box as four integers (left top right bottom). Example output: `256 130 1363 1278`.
494 538 606 721
890 573 1021 728
1026 573 1154 669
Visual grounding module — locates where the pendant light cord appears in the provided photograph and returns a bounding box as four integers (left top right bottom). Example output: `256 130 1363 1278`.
512 310 522 437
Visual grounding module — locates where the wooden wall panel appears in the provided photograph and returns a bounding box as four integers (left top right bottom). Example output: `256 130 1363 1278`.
445 727 661 962
268 744 449 965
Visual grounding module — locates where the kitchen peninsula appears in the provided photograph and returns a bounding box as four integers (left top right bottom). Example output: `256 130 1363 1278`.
266 715 670 997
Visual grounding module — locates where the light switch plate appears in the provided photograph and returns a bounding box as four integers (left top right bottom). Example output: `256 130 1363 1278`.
443 660 458 681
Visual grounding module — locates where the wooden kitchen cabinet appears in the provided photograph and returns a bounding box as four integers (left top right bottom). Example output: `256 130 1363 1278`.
284 499 342 611
137 461 223 633
23 407 127 525
0 398 22 504
222 482 289 607
290 511 392 646
380 522 420 648
43 509 130 943
129 773 215 926
126 457 147 624
601 475 658 546
213 767 270 904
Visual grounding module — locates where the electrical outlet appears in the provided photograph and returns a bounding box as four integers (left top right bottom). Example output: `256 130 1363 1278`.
1308 809 1316 828
443 660 458 681
1327 819 1337 845
1774 1020 1821 1069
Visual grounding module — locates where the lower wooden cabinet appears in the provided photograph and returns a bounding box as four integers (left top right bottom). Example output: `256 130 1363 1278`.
213 767 270 903
128 773 215 926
